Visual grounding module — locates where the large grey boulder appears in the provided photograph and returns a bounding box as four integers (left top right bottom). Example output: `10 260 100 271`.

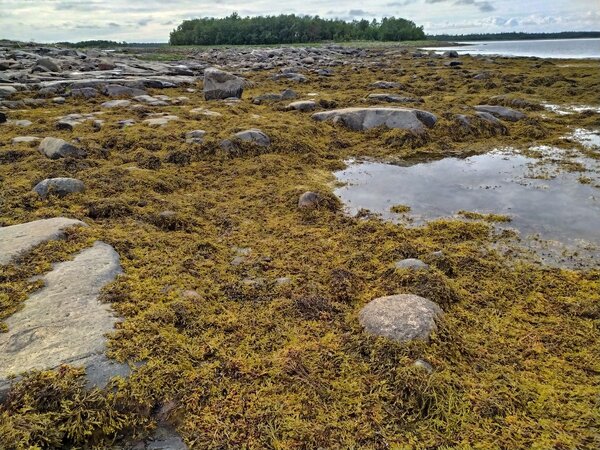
312 107 437 132
35 57 61 72
0 242 128 398
33 177 85 198
474 105 526 122
38 137 87 159
203 67 245 100
359 294 443 342
0 217 85 266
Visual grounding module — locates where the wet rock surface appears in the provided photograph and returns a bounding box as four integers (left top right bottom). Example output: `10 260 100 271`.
312 107 437 132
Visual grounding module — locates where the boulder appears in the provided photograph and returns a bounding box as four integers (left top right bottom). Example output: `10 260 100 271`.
0 112 6 123
369 81 402 89
474 105 526 122
33 177 85 198
38 137 86 159
312 107 437 132
70 87 99 98
0 242 129 398
298 191 320 209
102 84 146 97
0 217 85 265
203 67 245 100
143 115 179 126
359 294 443 342
35 57 61 72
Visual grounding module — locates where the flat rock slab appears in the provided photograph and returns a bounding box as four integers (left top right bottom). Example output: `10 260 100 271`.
0 217 85 265
312 107 437 132
359 294 443 342
0 242 128 396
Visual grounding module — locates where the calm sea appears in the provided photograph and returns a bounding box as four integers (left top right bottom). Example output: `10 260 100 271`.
423 38 600 59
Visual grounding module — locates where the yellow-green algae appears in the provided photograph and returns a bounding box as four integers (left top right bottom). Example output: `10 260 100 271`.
0 48 599 449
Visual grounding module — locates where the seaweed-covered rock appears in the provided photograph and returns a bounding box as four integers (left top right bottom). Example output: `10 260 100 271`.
38 137 87 159
203 67 244 100
312 107 437 132
33 177 85 198
359 294 442 342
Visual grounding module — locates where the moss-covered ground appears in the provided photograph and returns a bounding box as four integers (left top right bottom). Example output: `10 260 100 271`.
0 49 599 449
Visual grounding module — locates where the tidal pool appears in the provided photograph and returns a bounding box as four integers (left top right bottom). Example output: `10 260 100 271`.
334 149 600 267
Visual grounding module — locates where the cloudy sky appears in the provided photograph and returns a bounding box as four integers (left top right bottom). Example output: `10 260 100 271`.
1 0 599 42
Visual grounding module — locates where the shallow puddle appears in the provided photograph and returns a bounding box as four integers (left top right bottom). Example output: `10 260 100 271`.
334 149 600 267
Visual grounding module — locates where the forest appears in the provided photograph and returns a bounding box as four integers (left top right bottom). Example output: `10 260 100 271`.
169 14 425 45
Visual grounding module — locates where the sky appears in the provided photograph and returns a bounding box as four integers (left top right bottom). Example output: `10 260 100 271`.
0 0 599 42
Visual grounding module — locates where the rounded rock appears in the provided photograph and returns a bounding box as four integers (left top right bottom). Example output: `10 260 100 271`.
33 177 85 198
298 191 320 209
358 294 443 342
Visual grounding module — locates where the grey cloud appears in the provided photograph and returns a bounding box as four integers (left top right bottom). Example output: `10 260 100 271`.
348 9 373 16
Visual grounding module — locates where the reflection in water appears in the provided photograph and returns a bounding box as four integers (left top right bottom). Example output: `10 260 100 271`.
334 149 600 267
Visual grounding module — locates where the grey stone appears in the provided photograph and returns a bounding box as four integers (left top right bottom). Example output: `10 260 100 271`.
394 258 429 270
33 177 85 199
0 217 85 265
369 81 402 89
12 120 32 127
185 129 206 144
38 136 86 159
52 96 66 104
359 294 443 342
367 93 422 104
143 115 179 126
101 99 131 108
0 112 5 123
11 136 40 144
0 242 128 398
414 359 434 373
298 191 320 209
232 128 271 147
286 100 317 112
36 57 61 72
474 105 526 122
443 50 459 58
71 87 99 98
203 67 244 100
0 85 17 98
281 89 298 100
103 84 146 97
312 107 437 132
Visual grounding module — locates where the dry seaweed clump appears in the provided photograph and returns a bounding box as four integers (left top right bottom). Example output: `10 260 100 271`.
0 47 600 449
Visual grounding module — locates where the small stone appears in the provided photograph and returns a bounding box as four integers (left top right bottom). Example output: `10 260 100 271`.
52 96 66 104
232 128 270 147
185 130 206 144
0 112 6 123
33 177 85 199
101 99 131 108
414 359 434 373
11 136 40 145
12 120 32 127
286 100 317 112
394 258 429 270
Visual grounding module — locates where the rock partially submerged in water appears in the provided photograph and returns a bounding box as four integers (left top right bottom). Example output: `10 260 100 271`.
312 107 437 132
203 67 245 101
474 105 526 122
0 242 128 398
359 294 442 342
38 136 86 159
0 217 85 265
33 177 85 199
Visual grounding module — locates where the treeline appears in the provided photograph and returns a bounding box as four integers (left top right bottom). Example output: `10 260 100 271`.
169 13 425 45
428 31 600 41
